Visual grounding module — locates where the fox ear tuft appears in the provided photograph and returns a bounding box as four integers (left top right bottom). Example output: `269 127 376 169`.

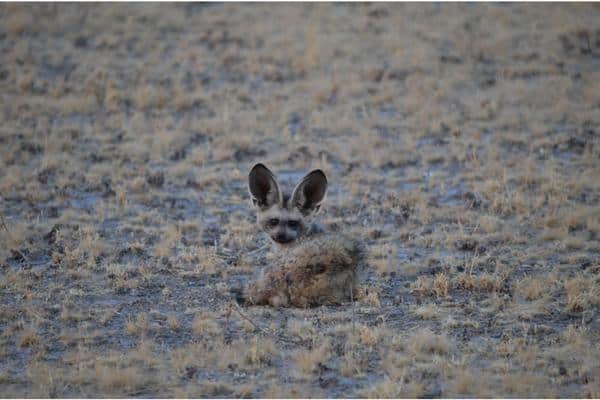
291 169 327 215
248 163 281 209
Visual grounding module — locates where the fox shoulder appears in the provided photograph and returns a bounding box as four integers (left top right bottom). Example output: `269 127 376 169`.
283 233 366 273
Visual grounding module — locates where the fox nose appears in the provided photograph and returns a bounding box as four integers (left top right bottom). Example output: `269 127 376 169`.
275 233 288 241
273 232 293 244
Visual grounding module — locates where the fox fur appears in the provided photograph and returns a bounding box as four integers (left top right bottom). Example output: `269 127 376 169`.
243 234 365 307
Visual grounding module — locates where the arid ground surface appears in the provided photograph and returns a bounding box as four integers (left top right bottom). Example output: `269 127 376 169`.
1 3 599 397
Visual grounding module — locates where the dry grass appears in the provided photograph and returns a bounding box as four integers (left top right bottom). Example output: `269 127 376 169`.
411 303 440 320
407 328 450 357
1 3 598 397
191 312 222 337
564 275 599 312
95 364 146 392
294 341 331 376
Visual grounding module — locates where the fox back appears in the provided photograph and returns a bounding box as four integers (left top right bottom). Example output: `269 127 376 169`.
243 234 365 307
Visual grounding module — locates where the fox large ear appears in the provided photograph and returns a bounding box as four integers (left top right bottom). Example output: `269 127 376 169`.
291 169 327 215
248 163 281 209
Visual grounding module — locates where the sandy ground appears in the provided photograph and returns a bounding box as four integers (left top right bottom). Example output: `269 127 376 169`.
0 3 599 397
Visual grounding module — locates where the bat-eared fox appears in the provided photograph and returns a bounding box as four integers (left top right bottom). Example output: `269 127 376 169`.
236 163 365 308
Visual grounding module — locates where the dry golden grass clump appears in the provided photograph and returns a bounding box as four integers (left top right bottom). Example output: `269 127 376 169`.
293 340 331 376
563 274 599 312
411 303 440 320
191 311 222 337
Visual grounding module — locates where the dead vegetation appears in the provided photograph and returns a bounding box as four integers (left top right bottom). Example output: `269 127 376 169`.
1 2 599 397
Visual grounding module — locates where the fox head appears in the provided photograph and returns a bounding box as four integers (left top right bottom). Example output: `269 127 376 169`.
248 163 327 246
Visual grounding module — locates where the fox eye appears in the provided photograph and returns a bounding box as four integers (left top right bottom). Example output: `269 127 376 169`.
287 220 300 229
267 218 279 227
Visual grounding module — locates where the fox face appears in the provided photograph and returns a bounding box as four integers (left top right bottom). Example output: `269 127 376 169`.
248 163 327 246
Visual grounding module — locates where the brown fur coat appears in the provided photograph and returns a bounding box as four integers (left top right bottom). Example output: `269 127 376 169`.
242 235 365 308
